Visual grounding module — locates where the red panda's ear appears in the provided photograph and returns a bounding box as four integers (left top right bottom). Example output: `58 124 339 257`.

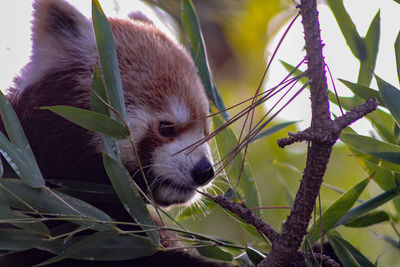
31 0 96 58
18 0 97 91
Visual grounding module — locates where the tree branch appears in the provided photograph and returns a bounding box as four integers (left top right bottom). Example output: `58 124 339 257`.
259 0 377 266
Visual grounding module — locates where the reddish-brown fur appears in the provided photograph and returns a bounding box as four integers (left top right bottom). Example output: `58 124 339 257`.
0 0 228 266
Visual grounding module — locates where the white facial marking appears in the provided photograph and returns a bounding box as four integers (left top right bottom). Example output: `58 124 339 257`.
169 97 190 123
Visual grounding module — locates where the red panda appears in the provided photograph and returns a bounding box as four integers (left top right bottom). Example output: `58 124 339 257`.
0 0 228 266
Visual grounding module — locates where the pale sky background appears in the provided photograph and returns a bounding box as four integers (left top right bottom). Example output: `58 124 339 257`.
0 0 399 135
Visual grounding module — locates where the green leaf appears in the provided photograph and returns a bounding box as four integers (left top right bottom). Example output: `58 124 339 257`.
376 75 400 127
181 0 229 120
336 186 400 226
92 0 128 124
338 79 383 105
358 11 380 85
0 91 44 188
196 246 233 262
0 207 49 236
250 121 299 143
212 115 261 217
37 230 158 266
328 234 373 267
0 179 113 230
245 247 265 265
341 133 400 166
366 108 396 144
395 31 400 84
90 67 121 160
41 106 129 139
102 152 159 246
328 234 361 267
308 176 371 244
344 210 390 227
0 228 45 250
327 0 365 60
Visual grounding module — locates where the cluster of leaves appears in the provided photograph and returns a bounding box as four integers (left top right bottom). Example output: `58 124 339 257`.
282 1 400 265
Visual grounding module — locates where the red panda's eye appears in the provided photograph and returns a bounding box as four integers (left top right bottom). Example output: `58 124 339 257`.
159 121 177 137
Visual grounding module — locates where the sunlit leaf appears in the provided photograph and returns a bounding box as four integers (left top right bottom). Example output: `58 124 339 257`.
336 186 400 226
344 210 389 228
338 79 383 105
341 133 400 165
376 75 400 127
395 31 400 83
250 121 299 143
102 152 159 246
90 67 121 160
358 11 380 85
327 0 365 60
37 230 158 266
181 0 229 120
0 91 44 188
41 106 129 139
92 0 128 124
212 115 261 217
196 246 233 262
308 176 371 244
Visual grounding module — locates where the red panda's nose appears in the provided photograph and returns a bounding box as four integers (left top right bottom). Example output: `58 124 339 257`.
191 157 214 186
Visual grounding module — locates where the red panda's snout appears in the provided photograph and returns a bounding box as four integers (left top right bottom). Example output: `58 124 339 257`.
120 103 214 207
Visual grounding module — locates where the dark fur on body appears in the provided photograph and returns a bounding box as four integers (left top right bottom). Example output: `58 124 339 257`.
0 0 231 266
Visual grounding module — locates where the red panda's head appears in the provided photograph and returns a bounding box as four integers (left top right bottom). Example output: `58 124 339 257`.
13 0 214 206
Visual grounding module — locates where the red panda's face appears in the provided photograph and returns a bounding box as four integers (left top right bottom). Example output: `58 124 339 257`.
14 0 214 207
109 18 214 206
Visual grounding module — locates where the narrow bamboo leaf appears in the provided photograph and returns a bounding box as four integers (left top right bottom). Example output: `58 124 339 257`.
395 31 400 84
366 108 396 144
0 157 3 178
328 234 373 267
47 179 119 204
90 66 110 117
338 79 383 105
181 0 229 120
0 91 44 188
250 121 299 143
344 210 389 228
327 0 365 60
41 106 129 139
196 246 233 262
378 235 399 249
102 152 159 246
328 234 361 267
37 230 158 266
91 67 121 160
376 75 400 127
245 247 265 265
0 133 44 188
358 11 380 85
0 207 49 236
235 252 254 267
92 0 128 124
0 179 113 230
337 186 400 226
0 228 44 250
308 176 371 244
212 115 262 217
341 133 400 165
